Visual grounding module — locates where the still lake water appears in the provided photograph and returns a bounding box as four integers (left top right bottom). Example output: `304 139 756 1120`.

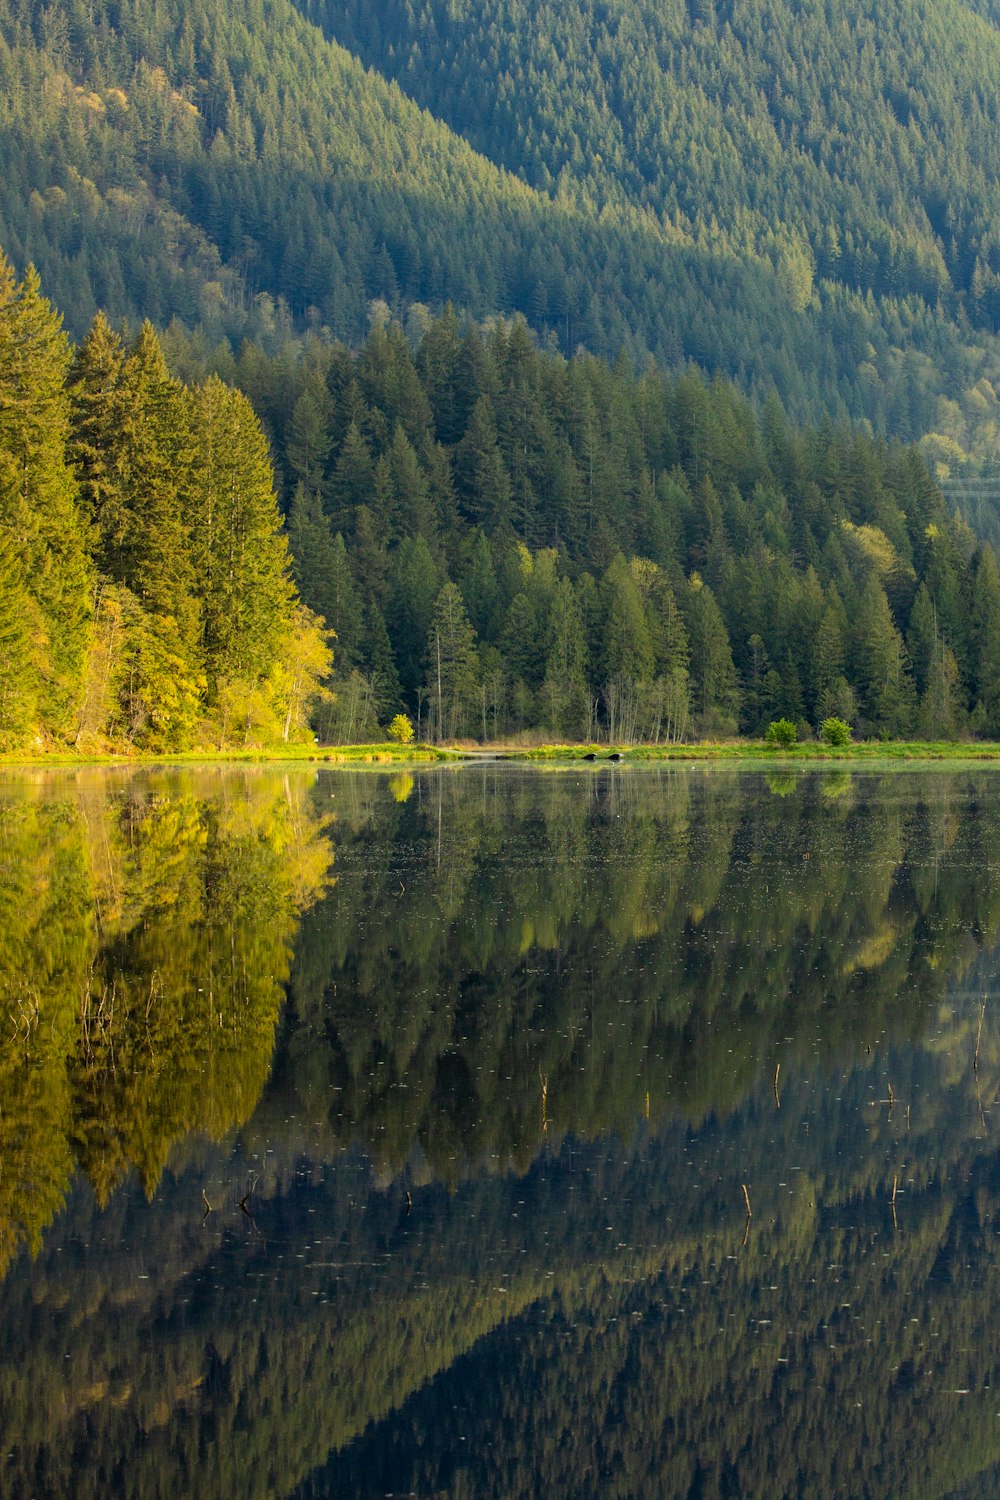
3 762 1000 1497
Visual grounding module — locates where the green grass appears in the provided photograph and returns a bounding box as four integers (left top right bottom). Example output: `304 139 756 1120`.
500 740 1000 764
0 741 458 768
6 738 1000 770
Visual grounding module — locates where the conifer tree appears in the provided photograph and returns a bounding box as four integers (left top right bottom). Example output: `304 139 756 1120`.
287 490 363 667
685 577 740 733
972 546 1000 736
0 532 39 744
425 582 479 740
454 395 512 532
97 322 201 747
187 375 296 695
851 574 915 737
0 257 91 733
68 310 125 532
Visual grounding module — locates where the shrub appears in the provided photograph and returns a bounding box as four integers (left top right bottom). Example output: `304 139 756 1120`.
820 716 852 747
765 718 798 747
387 713 415 744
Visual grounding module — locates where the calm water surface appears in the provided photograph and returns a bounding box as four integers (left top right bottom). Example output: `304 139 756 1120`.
3 763 1000 1498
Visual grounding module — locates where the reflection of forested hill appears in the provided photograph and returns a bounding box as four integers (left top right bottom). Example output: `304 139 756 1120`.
272 767 1000 1175
5 1047 1000 1500
0 768 333 1273
6 769 1000 1497
307 1106 1000 1500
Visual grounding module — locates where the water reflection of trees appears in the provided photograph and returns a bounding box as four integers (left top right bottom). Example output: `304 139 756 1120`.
0 769 333 1274
4 769 1000 1498
277 767 1000 1177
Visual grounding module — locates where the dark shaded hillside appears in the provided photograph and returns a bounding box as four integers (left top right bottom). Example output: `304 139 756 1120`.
6 0 1000 450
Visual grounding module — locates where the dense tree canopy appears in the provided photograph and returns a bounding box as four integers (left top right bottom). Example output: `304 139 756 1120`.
211 307 1000 743
0 253 330 751
6 0 1000 465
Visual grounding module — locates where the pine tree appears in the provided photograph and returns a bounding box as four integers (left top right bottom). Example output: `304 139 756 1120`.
98 322 201 747
287 490 363 667
851 574 915 737
388 534 441 698
68 310 125 533
541 577 589 736
285 373 333 493
425 582 479 740
454 395 512 532
0 256 91 733
329 421 375 531
0 531 40 744
685 577 740 733
187 375 296 696
972 546 1000 736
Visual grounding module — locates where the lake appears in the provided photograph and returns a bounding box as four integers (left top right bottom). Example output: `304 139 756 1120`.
2 762 1000 1498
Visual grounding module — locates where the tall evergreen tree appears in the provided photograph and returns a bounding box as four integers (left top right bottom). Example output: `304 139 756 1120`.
425 582 480 741
0 257 91 733
187 375 296 696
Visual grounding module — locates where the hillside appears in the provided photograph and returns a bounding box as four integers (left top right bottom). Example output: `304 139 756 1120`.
7 0 1000 454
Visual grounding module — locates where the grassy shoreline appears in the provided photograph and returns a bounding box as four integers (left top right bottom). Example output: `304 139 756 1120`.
501 740 1000 763
0 742 458 768
6 738 1000 769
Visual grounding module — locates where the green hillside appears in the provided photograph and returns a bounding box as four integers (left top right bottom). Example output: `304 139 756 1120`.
6 0 1000 451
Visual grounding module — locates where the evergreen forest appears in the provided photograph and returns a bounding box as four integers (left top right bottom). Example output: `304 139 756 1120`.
0 253 330 750
196 304 1000 745
10 249 1000 747
10 0 1000 745
7 0 1000 468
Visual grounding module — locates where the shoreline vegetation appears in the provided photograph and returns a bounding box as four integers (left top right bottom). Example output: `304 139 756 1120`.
7 738 1000 768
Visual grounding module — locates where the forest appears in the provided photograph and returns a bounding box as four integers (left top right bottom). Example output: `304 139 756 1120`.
198 303 1000 745
6 0 1000 464
0 253 330 751
9 250 1000 748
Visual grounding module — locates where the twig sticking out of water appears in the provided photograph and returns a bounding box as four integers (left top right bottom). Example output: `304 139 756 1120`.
975 1000 989 1134
891 1175 898 1233
773 1063 781 1110
741 1183 752 1247
888 1080 895 1121
238 1174 259 1218
202 1189 212 1220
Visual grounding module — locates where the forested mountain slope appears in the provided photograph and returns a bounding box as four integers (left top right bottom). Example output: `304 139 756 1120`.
7 0 1000 454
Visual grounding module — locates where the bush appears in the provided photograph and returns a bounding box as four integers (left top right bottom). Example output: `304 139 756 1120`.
765 718 798 747
387 713 415 744
820 716 852 747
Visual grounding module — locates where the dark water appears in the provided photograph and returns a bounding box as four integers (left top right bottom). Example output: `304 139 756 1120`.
4 762 1000 1498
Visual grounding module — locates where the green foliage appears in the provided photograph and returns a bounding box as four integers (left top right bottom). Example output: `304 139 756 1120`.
765 718 798 747
0 769 333 1269
387 713 415 743
0 261 326 750
820 716 853 746
13 262 1000 750
10 0 1000 457
233 309 1000 745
